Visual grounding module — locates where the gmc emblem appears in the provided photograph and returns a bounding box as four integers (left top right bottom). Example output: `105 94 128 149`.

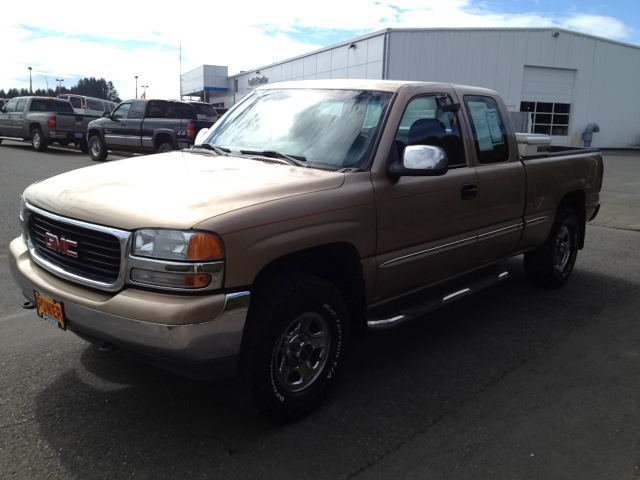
44 232 78 258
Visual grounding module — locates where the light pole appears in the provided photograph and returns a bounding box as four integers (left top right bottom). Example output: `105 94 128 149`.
28 67 32 95
56 78 64 93
142 85 148 98
135 75 138 98
41 75 49 96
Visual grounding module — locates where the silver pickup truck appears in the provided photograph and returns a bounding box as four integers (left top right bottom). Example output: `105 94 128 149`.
0 96 92 152
8 80 603 422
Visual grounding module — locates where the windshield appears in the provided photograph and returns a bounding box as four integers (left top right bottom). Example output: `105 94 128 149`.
202 88 392 170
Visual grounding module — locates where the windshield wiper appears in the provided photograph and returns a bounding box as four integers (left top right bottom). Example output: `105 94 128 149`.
192 144 230 155
240 150 308 167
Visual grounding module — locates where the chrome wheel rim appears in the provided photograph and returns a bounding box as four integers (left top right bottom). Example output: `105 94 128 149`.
90 141 101 157
273 312 331 393
33 132 41 148
553 224 572 272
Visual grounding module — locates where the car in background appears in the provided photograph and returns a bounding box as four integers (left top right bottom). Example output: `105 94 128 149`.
58 94 116 117
86 99 215 161
0 96 92 151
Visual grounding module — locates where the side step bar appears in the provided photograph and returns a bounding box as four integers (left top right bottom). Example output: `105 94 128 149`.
367 268 509 329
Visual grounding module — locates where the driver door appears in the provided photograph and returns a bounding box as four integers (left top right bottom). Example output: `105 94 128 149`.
373 93 479 300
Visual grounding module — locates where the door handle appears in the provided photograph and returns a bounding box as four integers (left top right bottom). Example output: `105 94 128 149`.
461 184 478 200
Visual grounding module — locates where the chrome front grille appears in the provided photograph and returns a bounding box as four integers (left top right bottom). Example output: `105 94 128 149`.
26 204 130 291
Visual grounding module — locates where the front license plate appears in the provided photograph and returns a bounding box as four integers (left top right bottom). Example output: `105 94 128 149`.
34 290 66 330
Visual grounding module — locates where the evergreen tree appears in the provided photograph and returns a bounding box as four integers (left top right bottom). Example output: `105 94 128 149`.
72 77 121 102
2 78 120 101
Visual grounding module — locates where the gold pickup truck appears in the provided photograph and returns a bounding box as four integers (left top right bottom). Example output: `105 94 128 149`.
8 80 603 422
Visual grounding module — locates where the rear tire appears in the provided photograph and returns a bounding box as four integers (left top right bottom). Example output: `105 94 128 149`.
31 128 48 152
524 206 579 288
88 135 108 162
157 142 173 153
243 273 350 423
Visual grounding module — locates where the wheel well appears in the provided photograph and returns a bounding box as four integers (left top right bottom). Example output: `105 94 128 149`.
559 191 586 249
29 123 41 133
253 243 368 339
154 134 173 150
87 129 102 140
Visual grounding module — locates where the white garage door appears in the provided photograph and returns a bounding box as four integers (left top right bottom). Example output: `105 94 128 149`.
520 66 576 143
522 66 576 103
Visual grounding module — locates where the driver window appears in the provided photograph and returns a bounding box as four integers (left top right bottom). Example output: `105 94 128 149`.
112 103 131 119
4 99 18 113
395 95 466 167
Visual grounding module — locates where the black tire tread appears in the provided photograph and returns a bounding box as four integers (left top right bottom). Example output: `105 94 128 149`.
524 205 579 289
244 272 349 423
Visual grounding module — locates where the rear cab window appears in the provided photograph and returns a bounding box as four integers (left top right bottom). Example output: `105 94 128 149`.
463 95 510 164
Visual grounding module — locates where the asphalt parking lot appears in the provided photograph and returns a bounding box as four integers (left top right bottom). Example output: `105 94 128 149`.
0 143 639 479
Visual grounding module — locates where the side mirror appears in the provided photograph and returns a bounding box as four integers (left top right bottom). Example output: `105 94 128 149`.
194 127 210 145
102 111 110 117
388 145 449 177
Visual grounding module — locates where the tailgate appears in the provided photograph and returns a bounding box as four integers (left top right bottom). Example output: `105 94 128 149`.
55 113 90 135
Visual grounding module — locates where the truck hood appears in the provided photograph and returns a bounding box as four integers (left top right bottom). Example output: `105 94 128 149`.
24 151 346 230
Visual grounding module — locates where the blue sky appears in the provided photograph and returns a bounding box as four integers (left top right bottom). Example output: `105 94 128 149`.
2 0 639 100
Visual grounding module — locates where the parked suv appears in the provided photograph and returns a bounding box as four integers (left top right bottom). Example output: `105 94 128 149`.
58 94 116 117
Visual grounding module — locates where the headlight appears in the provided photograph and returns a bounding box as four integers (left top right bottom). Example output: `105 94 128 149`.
133 229 223 261
129 229 225 291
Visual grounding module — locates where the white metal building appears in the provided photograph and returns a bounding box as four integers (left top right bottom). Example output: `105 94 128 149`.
181 28 640 148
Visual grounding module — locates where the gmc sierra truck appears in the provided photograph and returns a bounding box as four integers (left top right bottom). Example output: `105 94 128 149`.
9 80 603 422
0 96 91 152
86 99 214 161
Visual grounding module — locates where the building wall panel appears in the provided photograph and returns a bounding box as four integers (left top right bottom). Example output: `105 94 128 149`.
385 29 640 147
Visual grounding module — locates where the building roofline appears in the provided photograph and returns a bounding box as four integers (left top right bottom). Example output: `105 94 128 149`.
228 29 391 79
384 27 640 50
227 26 640 79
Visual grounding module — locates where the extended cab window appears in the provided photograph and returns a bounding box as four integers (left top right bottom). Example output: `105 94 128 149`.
395 95 466 167
464 95 509 164
128 102 145 119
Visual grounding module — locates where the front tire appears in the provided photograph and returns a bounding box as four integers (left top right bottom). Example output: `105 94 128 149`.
524 206 579 288
31 128 48 152
244 273 350 423
88 135 108 161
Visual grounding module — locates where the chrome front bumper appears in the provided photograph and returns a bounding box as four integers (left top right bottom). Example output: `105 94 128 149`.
9 237 250 378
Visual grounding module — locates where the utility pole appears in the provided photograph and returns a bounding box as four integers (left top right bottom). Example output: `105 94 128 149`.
56 78 64 93
135 75 138 99
28 67 33 95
